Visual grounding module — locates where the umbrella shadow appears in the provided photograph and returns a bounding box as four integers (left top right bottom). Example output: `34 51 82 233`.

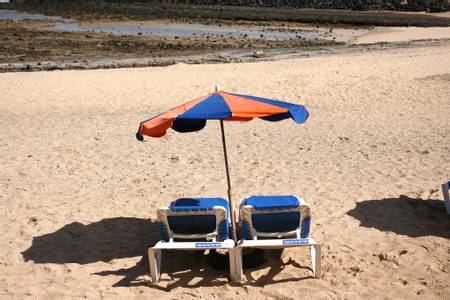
347 195 450 238
21 217 232 289
22 217 316 289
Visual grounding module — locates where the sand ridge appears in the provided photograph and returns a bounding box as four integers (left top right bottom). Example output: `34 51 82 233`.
0 44 449 299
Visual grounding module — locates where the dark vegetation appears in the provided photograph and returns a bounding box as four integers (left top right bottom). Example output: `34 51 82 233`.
9 1 450 26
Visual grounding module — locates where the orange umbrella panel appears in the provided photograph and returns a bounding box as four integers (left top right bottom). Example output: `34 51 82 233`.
137 91 308 139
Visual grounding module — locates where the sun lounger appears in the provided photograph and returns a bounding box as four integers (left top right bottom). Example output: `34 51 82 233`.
232 195 321 282
147 197 236 282
442 181 450 214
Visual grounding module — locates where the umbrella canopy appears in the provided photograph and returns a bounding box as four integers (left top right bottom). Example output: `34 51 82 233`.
136 89 308 139
136 87 309 242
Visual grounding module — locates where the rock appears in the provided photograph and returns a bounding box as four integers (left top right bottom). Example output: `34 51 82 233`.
416 289 425 295
252 50 264 58
28 217 38 225
349 266 362 276
377 250 400 265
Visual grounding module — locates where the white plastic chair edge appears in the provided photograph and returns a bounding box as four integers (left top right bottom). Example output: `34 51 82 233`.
239 195 311 239
148 196 323 283
149 204 234 283
231 195 321 282
230 238 321 282
157 205 228 242
442 181 450 215
148 239 236 283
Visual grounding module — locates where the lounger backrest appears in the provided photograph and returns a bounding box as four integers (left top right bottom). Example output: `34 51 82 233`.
240 198 311 240
157 206 228 242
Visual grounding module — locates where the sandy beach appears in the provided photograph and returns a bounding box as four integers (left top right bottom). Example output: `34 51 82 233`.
1 41 449 299
353 26 450 44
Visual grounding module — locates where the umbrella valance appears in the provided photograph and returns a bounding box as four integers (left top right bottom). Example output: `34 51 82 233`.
136 90 309 139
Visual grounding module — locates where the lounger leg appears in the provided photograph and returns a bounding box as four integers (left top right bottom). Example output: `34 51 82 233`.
230 248 243 282
311 244 321 278
228 248 237 282
148 248 162 283
442 182 450 215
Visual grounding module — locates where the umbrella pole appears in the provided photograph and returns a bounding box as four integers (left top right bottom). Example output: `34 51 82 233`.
220 120 237 242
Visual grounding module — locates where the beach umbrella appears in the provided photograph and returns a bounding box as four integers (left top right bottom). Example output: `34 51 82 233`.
136 86 309 242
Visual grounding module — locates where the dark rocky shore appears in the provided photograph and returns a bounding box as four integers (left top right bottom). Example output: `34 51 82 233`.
2 38 449 73
1 1 450 72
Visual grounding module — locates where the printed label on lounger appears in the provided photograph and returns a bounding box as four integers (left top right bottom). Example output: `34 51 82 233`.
282 238 309 245
195 242 222 248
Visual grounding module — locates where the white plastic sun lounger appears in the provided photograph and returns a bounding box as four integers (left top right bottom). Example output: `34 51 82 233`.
442 181 450 215
147 197 236 282
232 195 321 282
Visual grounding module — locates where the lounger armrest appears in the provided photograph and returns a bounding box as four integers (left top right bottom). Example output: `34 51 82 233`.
213 206 229 241
157 207 171 242
240 205 255 239
298 201 311 238
442 181 450 215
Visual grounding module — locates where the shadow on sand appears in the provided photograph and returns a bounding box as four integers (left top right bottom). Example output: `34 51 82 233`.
22 217 312 289
93 248 313 290
22 217 160 264
347 195 450 238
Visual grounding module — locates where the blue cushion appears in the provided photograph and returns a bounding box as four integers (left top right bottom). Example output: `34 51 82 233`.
244 195 299 210
251 212 300 233
168 215 218 234
243 195 302 234
170 197 229 216
165 197 229 241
